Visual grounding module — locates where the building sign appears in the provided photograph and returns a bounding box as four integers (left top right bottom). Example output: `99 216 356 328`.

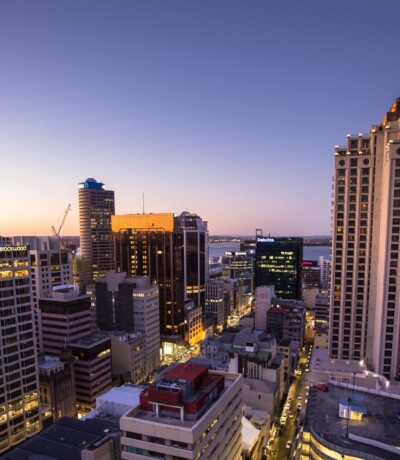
0 246 27 252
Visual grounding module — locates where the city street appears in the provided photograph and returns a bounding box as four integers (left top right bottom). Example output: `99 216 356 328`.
266 345 311 459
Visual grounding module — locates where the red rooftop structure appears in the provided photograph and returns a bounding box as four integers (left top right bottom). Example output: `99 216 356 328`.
140 363 225 421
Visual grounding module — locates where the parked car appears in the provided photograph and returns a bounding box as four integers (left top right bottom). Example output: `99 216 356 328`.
286 440 292 449
315 384 329 392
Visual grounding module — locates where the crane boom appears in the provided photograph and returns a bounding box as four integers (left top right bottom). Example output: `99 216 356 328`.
53 204 72 236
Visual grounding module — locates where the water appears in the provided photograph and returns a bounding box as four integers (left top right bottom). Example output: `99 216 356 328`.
209 242 330 260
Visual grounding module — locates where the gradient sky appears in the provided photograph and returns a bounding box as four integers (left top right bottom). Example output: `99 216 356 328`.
1 1 399 237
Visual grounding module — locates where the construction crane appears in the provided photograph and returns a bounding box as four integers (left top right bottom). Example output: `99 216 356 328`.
52 204 72 236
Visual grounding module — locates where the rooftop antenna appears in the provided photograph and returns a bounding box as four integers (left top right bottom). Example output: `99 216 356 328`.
142 193 145 214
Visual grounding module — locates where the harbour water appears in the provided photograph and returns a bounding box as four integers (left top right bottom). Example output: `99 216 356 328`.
209 242 330 261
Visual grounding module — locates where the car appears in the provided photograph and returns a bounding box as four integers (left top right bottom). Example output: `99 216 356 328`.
296 408 301 414
297 402 301 408
297 395 302 400
288 413 294 418
315 384 329 392
286 440 292 449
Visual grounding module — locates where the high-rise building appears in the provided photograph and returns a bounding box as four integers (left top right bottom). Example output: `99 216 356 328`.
69 335 112 415
0 243 41 454
113 212 208 338
302 260 320 288
222 250 254 295
94 272 160 375
330 97 400 380
176 211 209 307
254 233 303 299
10 236 72 352
78 177 115 284
39 286 92 356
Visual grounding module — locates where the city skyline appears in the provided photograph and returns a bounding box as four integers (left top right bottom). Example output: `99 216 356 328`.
1 1 400 237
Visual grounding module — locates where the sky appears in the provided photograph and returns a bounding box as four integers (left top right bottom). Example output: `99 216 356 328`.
1 1 399 237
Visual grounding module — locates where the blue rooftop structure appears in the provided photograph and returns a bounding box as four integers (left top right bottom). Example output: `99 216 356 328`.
78 177 104 190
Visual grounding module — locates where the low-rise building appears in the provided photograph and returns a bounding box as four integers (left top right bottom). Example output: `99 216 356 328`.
2 416 120 460
120 362 243 460
38 354 76 425
110 332 146 384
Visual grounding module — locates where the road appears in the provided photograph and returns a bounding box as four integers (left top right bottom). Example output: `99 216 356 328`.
267 344 312 459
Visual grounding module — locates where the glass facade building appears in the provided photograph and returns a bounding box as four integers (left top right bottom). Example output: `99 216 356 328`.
254 236 303 299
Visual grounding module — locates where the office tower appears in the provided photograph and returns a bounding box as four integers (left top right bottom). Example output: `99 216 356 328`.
205 279 235 328
0 243 41 454
302 260 320 288
254 233 303 299
70 336 112 415
10 236 72 352
120 362 243 460
95 271 160 375
330 97 400 380
222 250 254 295
39 286 92 356
113 213 193 338
78 177 115 285
176 212 209 307
184 300 203 346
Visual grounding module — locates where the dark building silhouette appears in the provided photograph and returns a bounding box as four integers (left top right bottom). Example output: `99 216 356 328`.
254 233 303 299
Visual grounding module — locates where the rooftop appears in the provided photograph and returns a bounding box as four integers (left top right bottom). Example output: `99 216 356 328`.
304 383 400 459
2 417 118 460
164 362 208 380
126 364 242 430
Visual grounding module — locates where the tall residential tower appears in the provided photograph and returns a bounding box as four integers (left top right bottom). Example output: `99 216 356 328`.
330 97 400 380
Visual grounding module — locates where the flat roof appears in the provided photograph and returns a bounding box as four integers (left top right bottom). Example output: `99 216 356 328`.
304 383 400 459
2 417 118 460
127 373 239 429
164 362 209 380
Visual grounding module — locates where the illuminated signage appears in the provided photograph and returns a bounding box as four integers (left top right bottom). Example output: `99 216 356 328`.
0 246 27 252
257 238 275 243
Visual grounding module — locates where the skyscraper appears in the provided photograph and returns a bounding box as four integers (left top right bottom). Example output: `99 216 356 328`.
9 236 72 353
0 242 41 453
176 211 209 307
78 177 115 284
113 213 185 337
330 97 400 380
254 233 303 299
112 212 208 338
